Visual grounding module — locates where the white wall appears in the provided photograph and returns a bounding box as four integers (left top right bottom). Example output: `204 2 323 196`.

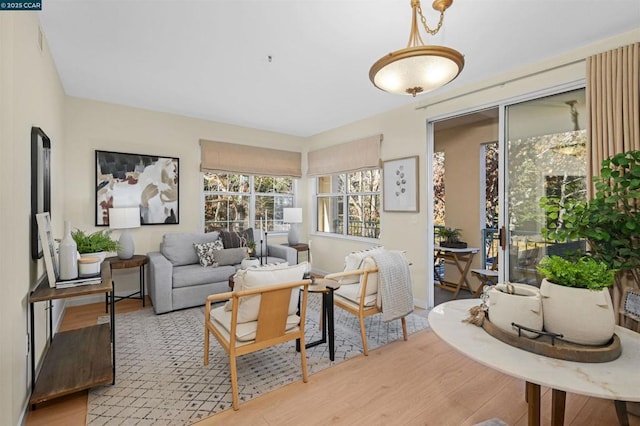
0 13 65 426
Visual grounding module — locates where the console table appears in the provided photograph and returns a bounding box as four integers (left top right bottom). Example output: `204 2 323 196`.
29 261 115 407
428 299 640 426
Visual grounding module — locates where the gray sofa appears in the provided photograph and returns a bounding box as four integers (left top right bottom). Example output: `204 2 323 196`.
147 231 298 314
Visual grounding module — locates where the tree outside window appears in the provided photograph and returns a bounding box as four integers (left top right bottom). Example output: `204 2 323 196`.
316 170 380 238
203 173 293 232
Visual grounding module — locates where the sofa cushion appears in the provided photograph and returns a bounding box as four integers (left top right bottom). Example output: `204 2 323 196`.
172 264 236 289
161 232 220 266
230 262 306 323
193 240 224 267
220 228 254 249
213 247 248 266
210 305 300 342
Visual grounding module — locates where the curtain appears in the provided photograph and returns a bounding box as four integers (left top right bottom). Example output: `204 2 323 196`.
307 134 382 176
586 43 640 181
199 139 301 178
586 42 640 326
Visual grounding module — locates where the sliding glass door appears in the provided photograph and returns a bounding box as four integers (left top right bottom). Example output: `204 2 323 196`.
504 88 587 285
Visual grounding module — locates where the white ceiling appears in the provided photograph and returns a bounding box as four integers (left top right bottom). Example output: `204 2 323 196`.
39 1 640 138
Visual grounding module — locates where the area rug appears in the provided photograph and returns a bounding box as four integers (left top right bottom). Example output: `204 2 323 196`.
86 293 429 425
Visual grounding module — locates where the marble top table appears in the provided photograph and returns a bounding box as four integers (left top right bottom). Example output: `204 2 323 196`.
428 299 640 425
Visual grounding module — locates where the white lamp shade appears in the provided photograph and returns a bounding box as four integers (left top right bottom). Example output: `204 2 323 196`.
109 207 141 229
283 208 302 224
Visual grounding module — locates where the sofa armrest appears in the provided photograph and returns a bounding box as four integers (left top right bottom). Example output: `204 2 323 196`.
266 244 298 265
147 251 174 314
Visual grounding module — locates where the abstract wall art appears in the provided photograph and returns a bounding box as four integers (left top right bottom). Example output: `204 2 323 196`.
95 150 179 226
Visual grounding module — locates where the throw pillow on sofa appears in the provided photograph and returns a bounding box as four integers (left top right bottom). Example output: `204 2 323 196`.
213 247 248 266
193 240 224 267
220 229 254 249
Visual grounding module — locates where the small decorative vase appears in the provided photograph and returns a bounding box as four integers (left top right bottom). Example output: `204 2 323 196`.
58 221 78 280
540 278 615 346
487 283 543 338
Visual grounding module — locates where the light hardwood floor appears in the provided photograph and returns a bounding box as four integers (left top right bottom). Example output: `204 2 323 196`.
26 298 638 426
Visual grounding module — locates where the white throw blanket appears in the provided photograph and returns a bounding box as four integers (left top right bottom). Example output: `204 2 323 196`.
370 250 414 322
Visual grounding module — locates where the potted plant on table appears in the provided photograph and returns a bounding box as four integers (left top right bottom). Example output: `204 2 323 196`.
72 229 119 261
537 255 616 345
437 227 467 249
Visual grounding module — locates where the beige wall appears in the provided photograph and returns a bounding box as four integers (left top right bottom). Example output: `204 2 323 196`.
0 13 65 426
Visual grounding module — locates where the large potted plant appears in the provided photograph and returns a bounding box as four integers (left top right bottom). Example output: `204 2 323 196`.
537 255 616 345
539 150 640 344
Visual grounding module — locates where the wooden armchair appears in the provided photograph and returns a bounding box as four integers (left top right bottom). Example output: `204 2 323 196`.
325 255 408 356
204 278 311 410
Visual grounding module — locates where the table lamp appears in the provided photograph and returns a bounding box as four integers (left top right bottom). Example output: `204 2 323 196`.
109 207 141 259
283 207 302 246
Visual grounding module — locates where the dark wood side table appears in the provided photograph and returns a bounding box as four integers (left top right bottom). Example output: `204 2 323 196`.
296 278 340 361
29 261 115 408
105 254 147 312
282 242 310 264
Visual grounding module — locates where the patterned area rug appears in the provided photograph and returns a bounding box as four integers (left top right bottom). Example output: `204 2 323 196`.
87 293 429 425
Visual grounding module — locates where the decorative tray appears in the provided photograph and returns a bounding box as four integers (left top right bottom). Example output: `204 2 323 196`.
482 316 621 363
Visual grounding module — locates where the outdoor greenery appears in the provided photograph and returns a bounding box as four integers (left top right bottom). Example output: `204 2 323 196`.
541 150 640 288
203 173 293 232
71 229 119 254
537 255 615 290
437 227 462 243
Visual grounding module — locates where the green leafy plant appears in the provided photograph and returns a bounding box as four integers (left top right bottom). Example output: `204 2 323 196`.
537 255 615 290
71 229 119 254
437 227 461 243
247 240 257 257
540 150 640 287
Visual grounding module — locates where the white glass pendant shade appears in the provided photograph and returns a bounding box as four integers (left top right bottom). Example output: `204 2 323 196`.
370 45 464 96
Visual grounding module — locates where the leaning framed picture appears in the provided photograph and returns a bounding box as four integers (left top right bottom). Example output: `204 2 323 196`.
95 150 179 226
383 156 419 212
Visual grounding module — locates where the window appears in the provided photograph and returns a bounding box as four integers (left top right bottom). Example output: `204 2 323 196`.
316 169 380 239
203 173 294 232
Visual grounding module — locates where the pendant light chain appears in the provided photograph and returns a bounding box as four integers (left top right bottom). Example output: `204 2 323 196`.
416 4 445 36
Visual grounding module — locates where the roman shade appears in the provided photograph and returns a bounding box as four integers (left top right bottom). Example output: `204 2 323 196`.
200 139 302 178
307 134 382 176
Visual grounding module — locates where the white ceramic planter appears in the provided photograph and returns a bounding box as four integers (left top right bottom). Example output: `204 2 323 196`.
540 278 615 346
487 283 543 338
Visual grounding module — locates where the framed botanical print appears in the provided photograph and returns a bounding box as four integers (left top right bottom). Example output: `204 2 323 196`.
383 156 419 212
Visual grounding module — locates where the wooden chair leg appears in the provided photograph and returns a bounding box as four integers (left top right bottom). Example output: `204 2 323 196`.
300 340 308 383
230 355 239 410
401 316 408 341
203 325 210 365
359 315 369 356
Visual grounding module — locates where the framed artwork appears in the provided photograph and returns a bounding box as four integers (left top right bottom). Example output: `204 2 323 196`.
95 150 179 226
383 156 419 212
31 127 51 260
36 212 58 288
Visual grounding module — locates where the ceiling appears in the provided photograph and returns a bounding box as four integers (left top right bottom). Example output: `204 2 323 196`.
39 1 640 138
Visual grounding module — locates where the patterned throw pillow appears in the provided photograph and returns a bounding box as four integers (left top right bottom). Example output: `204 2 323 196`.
193 240 224 267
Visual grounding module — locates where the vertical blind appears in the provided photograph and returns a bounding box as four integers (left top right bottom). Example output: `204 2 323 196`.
200 139 302 178
307 134 382 176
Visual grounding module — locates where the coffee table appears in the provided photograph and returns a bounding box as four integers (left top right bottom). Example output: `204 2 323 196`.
296 278 340 361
